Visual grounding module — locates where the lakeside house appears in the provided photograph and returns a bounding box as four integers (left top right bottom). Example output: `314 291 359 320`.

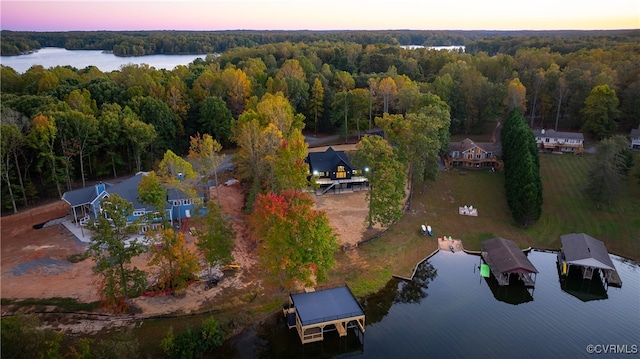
444 138 503 170
307 147 368 195
532 129 584 154
629 125 640 149
61 172 204 234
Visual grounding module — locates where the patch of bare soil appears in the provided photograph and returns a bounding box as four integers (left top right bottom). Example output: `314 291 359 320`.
0 181 374 334
312 191 382 247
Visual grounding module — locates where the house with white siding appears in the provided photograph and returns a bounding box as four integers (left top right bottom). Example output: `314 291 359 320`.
532 129 584 154
629 125 640 150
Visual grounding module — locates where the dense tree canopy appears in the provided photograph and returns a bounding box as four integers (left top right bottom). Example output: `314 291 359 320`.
1 31 638 212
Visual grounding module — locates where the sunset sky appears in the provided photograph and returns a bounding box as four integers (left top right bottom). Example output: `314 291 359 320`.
1 0 638 31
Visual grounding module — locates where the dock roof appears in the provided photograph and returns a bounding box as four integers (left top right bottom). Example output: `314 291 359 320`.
291 286 364 327
481 237 538 274
560 233 615 271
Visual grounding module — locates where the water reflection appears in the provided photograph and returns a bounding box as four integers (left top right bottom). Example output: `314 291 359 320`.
484 274 534 305
363 262 437 325
221 250 640 358
558 265 608 302
395 262 438 304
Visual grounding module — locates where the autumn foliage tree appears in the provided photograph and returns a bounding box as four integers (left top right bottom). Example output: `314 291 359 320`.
249 190 339 289
354 135 407 228
86 194 147 313
147 228 200 293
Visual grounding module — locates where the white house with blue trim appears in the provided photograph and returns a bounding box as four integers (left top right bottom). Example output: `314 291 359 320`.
62 172 204 234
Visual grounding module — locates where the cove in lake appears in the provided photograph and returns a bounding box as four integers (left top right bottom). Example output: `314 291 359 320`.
0 47 207 74
218 250 639 358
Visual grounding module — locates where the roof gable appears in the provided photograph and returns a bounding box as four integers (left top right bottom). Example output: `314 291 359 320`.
561 233 615 271
62 182 113 207
482 237 538 274
449 138 500 156
307 147 354 173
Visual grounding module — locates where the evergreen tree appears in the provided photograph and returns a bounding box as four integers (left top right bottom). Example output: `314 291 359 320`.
501 109 543 226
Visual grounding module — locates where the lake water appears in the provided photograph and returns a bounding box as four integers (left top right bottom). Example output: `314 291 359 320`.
219 250 639 358
0 47 207 73
401 45 466 51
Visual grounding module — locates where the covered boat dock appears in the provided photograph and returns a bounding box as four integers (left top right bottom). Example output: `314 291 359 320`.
558 233 622 288
283 286 365 344
481 237 538 287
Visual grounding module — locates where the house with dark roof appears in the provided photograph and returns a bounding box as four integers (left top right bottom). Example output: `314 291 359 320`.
444 138 503 170
62 172 203 234
307 147 368 195
628 125 640 149
481 237 538 287
532 129 584 154
558 233 622 287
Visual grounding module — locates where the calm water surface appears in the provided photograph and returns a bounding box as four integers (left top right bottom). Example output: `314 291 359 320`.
219 250 639 358
0 47 207 73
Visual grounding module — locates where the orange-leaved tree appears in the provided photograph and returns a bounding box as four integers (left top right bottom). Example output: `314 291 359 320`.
249 190 338 289
147 228 200 293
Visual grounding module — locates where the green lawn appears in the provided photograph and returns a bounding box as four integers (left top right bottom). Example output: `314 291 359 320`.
347 152 640 285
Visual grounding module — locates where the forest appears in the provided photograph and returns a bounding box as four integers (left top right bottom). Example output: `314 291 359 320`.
1 32 639 212
1 29 639 56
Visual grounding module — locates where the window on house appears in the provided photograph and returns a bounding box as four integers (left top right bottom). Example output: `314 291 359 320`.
133 210 145 217
545 138 549 142
336 165 346 179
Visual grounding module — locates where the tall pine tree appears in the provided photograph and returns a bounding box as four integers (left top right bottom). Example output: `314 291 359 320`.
501 109 543 226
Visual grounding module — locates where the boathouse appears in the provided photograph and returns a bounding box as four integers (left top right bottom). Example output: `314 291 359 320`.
558 233 622 288
481 237 538 287
283 286 365 344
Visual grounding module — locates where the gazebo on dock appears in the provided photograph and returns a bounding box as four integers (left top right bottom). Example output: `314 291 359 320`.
283 286 365 344
558 233 621 287
481 237 538 287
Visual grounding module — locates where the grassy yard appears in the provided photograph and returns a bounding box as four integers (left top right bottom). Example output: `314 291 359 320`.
344 152 640 288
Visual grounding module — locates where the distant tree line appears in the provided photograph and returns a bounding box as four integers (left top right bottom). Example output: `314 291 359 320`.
2 29 638 57
2 35 639 212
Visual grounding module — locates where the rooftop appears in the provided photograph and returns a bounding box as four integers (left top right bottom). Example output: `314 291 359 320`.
291 286 364 326
481 237 538 274
560 233 616 271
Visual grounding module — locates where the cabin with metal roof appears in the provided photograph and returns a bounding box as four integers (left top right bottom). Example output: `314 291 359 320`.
558 233 622 288
444 138 503 170
283 286 365 344
481 237 538 287
532 129 584 154
307 147 368 195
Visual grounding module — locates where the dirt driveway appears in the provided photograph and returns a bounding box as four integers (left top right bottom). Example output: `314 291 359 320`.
1 184 374 320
